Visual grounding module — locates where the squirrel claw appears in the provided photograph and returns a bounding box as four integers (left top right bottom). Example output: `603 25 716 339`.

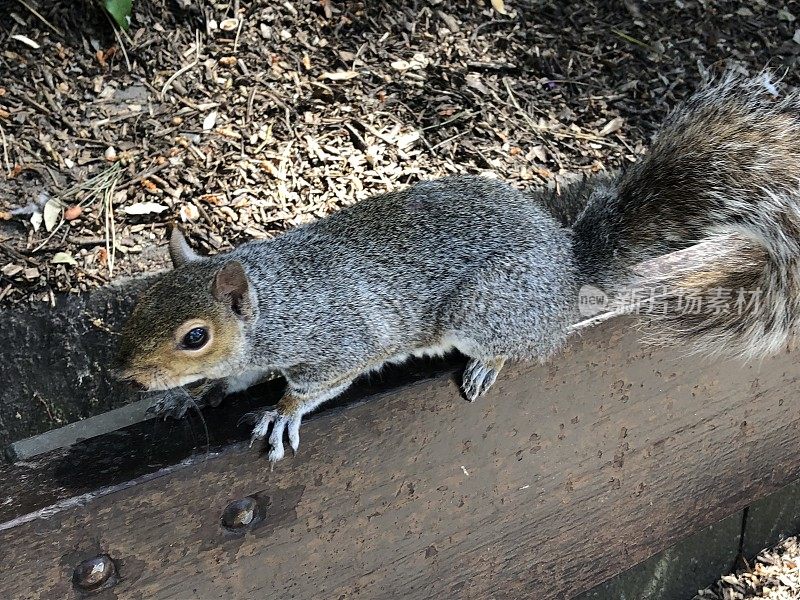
238 410 264 428
462 358 502 402
247 410 303 462
288 418 301 455
250 410 278 442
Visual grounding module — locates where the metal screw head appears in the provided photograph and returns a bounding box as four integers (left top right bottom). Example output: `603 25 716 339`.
222 497 260 530
72 554 116 591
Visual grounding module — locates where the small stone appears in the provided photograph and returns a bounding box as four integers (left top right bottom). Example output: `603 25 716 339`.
179 203 200 222
220 18 239 31
64 205 82 221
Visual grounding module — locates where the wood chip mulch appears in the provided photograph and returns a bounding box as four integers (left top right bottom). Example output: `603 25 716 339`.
696 537 800 600
1 0 800 306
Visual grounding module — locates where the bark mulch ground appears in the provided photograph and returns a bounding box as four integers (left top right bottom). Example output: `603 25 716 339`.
2 0 799 306
697 537 800 599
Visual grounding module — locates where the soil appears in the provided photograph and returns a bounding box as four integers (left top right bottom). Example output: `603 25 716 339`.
2 0 799 305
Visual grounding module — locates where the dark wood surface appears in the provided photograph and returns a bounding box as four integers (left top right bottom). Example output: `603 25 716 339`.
3 318 800 599
579 475 800 598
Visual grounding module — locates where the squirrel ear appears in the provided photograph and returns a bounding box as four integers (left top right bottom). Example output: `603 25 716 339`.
212 261 252 318
169 227 200 268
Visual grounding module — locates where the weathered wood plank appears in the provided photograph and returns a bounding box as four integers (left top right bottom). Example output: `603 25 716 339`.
3 318 800 599
0 278 151 450
577 512 744 599
743 479 800 558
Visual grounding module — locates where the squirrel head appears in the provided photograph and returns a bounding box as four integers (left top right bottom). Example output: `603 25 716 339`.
113 229 258 391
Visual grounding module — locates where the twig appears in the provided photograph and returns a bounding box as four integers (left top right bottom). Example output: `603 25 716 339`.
15 0 64 37
492 83 564 171
0 123 10 175
430 130 469 151
31 212 64 253
503 79 613 146
36 395 57 423
246 85 257 124
234 17 244 53
104 177 118 277
420 110 478 132
105 10 132 71
30 163 123 253
116 161 169 191
610 28 652 50
161 30 201 99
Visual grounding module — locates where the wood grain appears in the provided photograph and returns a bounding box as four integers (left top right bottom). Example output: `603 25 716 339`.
3 318 800 599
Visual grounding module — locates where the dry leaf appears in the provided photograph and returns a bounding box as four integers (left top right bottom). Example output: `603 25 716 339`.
490 0 507 15
531 145 548 162
320 71 359 81
30 211 42 232
123 202 169 216
219 18 239 31
599 117 624 136
43 198 62 232
1 264 23 277
179 203 200 222
396 131 420 150
52 252 78 266
12 34 40 49
203 111 218 131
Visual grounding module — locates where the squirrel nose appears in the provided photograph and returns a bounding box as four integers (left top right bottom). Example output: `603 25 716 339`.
107 363 143 388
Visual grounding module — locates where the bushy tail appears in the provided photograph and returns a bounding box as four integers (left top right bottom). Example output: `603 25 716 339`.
572 72 800 357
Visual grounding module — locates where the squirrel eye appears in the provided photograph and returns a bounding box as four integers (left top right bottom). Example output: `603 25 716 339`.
181 327 208 350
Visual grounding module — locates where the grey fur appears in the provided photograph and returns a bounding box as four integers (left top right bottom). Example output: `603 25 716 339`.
230 176 579 387
117 72 800 461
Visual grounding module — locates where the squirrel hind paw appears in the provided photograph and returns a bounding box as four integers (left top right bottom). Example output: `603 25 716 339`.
461 358 505 402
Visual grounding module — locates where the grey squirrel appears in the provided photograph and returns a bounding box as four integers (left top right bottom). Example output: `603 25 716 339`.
114 73 800 461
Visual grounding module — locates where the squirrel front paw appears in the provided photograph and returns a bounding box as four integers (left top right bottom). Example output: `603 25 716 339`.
146 388 195 419
248 409 303 462
146 380 227 419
